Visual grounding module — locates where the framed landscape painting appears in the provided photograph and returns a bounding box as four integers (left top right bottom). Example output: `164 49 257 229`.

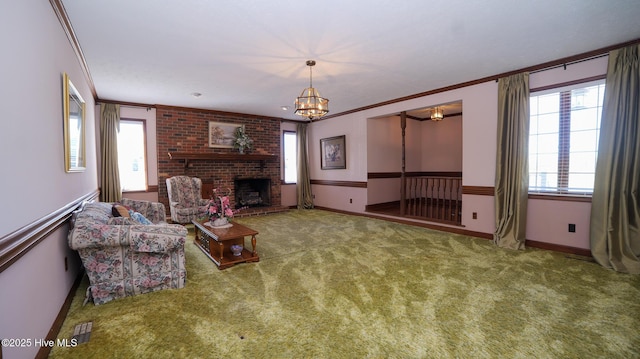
320 135 346 170
209 121 243 148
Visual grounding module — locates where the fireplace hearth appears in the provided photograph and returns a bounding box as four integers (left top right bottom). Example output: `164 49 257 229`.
234 178 271 208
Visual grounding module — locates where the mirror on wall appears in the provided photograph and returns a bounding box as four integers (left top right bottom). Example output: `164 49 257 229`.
63 72 86 172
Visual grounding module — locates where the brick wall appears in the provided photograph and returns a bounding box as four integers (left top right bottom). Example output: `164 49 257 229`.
156 105 282 213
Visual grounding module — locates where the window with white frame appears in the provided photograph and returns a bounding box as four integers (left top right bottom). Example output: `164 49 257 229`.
529 78 605 194
117 119 148 191
283 131 297 183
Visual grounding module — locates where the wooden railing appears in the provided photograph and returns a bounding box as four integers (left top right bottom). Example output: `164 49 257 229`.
401 176 462 225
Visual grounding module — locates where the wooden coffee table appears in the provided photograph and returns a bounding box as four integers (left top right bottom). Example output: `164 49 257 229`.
192 219 259 270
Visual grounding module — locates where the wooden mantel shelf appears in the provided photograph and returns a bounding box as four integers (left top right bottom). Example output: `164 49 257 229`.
168 152 278 169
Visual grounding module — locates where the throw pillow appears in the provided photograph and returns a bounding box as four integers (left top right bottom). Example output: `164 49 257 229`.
129 210 152 225
112 204 130 218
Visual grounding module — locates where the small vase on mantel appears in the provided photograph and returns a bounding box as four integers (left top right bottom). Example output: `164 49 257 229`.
238 147 245 154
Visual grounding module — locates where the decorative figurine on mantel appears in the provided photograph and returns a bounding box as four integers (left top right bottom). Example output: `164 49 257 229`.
233 126 253 154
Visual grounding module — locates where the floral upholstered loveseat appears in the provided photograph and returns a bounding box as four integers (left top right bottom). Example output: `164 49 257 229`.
68 198 187 305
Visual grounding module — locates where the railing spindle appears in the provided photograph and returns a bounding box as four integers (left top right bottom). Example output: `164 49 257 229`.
401 175 462 225
419 178 425 217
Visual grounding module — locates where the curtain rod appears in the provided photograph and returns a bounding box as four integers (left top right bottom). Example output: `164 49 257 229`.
97 103 154 112
530 53 609 74
496 39 640 80
96 99 155 110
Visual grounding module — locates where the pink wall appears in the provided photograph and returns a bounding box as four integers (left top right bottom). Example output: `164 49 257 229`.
527 199 591 248
367 116 403 172
365 112 463 206
366 116 401 205
310 115 369 182
312 185 368 212
0 227 82 359
461 195 496 235
421 115 462 171
0 2 96 358
309 81 497 234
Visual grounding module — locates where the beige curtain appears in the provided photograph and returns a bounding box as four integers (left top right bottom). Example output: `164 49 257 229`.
494 73 530 250
590 45 640 274
296 122 314 209
100 103 122 203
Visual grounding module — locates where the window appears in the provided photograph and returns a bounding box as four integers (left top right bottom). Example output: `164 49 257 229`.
117 119 147 191
283 131 297 183
529 79 605 194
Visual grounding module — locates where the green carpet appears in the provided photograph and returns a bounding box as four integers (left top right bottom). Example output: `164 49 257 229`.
50 209 640 358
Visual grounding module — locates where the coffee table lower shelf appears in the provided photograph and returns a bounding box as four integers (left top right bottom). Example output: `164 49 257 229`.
194 241 259 269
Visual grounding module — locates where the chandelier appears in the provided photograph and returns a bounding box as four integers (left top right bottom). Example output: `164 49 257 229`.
431 107 444 121
295 60 329 120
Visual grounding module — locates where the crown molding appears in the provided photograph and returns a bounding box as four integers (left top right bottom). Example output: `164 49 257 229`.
50 0 97 100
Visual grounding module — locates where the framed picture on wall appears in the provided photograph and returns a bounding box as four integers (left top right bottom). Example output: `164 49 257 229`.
320 135 346 170
209 121 243 148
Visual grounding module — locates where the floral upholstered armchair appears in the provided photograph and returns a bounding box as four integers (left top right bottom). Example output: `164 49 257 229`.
166 176 209 224
68 199 187 305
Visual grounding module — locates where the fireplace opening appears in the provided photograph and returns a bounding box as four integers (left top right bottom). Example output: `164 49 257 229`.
234 178 271 208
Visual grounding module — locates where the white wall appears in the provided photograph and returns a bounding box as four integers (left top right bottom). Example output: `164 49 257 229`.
0 1 96 358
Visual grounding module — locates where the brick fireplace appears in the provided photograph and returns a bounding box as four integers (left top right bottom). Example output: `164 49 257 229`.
156 105 282 214
234 178 271 208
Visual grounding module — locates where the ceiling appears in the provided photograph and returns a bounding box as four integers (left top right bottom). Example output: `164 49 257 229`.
60 0 640 121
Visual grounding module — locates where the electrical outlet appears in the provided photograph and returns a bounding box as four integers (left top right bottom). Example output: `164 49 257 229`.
568 224 576 233
349 198 352 203
472 212 477 220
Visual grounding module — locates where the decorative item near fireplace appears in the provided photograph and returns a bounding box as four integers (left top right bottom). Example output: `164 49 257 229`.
234 178 271 208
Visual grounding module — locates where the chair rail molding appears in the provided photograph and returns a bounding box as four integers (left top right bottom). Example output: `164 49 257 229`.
0 190 99 273
310 179 367 188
